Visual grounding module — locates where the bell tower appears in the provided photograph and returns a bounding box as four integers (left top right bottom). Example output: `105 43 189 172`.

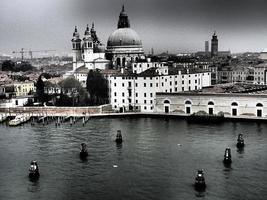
71 26 82 71
83 24 94 68
211 31 218 58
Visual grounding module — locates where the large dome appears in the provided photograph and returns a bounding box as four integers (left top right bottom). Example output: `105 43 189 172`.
107 28 142 47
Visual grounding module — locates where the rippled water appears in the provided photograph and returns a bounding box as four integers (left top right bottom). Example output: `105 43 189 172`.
0 118 267 200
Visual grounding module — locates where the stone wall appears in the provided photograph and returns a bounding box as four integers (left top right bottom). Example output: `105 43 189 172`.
155 93 267 117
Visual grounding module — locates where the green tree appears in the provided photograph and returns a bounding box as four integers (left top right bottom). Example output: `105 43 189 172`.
86 70 109 105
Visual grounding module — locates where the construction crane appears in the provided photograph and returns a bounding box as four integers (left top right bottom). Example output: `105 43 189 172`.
12 48 56 60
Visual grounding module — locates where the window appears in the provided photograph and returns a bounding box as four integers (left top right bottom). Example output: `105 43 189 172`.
170 82 172 86
136 100 138 103
195 86 197 90
114 99 117 103
122 92 125 97
150 100 153 104
156 83 159 87
122 83 124 87
182 87 184 91
170 89 172 92
189 86 191 90
150 83 153 87
114 92 117 96
144 100 147 104
136 93 138 97
144 93 146 97
189 80 191 84
162 83 164 87
122 99 125 103
144 83 146 87
182 80 184 84
195 80 197 84
144 106 147 110
136 83 138 87
175 81 177 85
114 83 116 87
150 93 153 97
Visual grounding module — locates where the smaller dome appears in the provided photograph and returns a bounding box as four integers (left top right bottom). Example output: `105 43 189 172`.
107 28 142 47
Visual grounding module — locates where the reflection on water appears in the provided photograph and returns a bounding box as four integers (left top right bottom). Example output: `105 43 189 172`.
0 118 267 200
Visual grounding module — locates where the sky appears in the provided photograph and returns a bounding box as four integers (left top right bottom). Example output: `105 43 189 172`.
1 0 267 56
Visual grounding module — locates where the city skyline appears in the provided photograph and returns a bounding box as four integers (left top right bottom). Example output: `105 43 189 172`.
1 0 267 55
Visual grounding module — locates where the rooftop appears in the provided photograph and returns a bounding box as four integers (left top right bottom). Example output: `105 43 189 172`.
192 83 267 94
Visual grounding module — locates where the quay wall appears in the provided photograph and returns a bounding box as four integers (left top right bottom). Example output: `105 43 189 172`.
0 104 112 117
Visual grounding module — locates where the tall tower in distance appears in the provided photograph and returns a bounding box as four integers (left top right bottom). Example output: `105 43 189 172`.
71 26 82 71
205 41 209 54
211 32 218 58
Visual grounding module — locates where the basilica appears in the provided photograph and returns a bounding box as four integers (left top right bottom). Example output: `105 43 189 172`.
71 5 144 72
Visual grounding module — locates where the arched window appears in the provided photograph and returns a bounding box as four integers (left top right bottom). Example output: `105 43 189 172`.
231 102 238 106
117 57 121 66
122 57 126 67
208 101 214 105
164 100 170 104
185 100 192 105
256 103 263 107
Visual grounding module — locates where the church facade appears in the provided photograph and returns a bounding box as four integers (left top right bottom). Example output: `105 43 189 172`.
71 23 109 71
71 5 144 73
105 5 144 68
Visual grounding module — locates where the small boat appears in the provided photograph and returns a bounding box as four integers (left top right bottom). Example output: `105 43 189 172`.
236 134 245 148
9 115 30 126
80 143 88 159
29 160 40 179
223 147 232 164
115 130 123 144
194 169 206 189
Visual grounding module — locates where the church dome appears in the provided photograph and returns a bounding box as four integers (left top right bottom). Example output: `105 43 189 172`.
107 28 142 47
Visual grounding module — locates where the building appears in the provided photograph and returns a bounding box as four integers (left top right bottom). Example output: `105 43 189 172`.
211 32 218 58
155 83 267 117
109 67 211 112
253 63 267 85
259 48 267 60
105 5 144 68
71 24 109 71
13 81 35 97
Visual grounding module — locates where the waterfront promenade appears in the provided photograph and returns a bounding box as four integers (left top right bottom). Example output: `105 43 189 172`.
1 105 267 122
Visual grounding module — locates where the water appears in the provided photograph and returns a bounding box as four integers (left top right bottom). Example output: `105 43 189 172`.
0 118 267 200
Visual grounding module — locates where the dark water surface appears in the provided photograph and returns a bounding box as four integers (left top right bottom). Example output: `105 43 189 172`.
0 118 267 200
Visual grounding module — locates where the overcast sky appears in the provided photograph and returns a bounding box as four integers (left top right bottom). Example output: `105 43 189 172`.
1 0 267 55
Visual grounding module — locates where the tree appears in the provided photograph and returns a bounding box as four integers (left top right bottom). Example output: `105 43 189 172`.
1 60 15 71
57 77 88 106
36 75 45 103
86 70 109 105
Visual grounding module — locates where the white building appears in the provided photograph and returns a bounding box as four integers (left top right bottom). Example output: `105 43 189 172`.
109 67 211 112
155 83 267 117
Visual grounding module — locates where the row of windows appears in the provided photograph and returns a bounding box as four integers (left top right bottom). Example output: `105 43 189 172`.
114 92 153 97
113 99 154 104
183 100 263 107
113 79 200 87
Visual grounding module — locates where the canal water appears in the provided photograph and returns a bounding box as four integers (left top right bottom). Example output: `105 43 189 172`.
0 118 266 200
